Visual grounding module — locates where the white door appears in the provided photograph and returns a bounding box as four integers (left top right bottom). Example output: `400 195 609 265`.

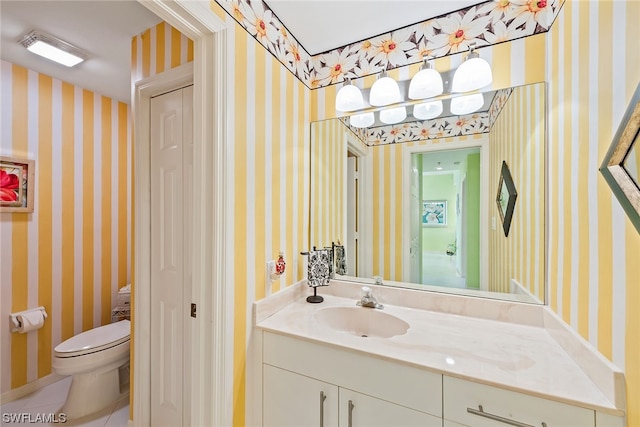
150 85 193 427
409 153 423 283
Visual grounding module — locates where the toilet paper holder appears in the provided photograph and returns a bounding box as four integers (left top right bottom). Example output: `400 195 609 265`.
10 306 47 333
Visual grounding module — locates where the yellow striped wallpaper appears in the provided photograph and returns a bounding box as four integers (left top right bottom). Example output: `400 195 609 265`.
203 3 313 424
547 1 640 425
130 21 194 83
489 83 545 301
310 119 347 250
0 61 130 394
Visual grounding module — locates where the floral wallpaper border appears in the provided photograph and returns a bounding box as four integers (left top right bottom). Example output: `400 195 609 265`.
337 88 513 147
214 0 561 89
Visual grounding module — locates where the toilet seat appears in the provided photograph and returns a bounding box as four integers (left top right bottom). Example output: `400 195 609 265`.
54 320 130 358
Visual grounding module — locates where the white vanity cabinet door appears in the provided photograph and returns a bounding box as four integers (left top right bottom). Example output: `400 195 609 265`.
443 376 595 427
338 388 442 427
264 364 338 427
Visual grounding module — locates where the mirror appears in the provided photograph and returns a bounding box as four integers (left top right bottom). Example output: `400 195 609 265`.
310 82 546 304
600 82 640 234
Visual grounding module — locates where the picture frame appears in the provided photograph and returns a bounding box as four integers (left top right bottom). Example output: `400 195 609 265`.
422 200 447 227
599 82 640 234
496 160 517 237
1 156 35 213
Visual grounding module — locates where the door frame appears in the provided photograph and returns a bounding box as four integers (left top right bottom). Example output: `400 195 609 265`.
401 139 489 290
133 2 232 426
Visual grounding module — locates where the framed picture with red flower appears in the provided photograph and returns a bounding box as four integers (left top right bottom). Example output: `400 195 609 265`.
0 156 35 213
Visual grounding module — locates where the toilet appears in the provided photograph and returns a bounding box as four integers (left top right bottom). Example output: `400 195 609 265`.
52 319 130 419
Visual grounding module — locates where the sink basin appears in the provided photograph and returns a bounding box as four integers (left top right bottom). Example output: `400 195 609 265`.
315 307 410 338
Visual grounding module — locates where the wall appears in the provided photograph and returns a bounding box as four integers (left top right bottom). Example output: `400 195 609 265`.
310 119 347 249
547 1 640 425
0 61 130 395
202 4 314 425
489 83 546 300
421 173 457 253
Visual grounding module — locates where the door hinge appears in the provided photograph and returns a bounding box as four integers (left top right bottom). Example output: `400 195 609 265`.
190 303 197 318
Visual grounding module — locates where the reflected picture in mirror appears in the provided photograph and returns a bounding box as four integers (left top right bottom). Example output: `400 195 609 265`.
622 132 640 188
310 82 546 304
496 161 517 237
422 200 447 227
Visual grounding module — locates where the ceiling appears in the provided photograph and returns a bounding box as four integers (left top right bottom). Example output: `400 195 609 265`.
0 0 483 104
0 1 161 103
263 0 482 55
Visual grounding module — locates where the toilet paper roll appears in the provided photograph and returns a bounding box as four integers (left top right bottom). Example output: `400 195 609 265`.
16 310 46 333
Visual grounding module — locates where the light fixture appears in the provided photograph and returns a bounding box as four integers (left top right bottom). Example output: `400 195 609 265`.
408 57 443 100
19 30 86 67
369 72 402 107
436 162 443 171
379 106 406 124
451 43 492 93
335 78 364 112
349 112 375 128
450 93 484 115
413 100 443 120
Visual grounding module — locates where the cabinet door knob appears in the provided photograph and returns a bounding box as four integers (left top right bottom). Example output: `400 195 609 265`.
348 400 355 427
319 391 327 427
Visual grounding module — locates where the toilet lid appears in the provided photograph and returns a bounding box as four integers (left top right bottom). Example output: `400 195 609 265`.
54 320 130 357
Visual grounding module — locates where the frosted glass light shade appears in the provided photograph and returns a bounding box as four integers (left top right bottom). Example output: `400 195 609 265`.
380 106 406 124
335 83 364 112
408 68 443 100
450 93 484 115
413 100 443 120
451 56 492 92
20 31 86 67
349 112 375 128
370 76 402 106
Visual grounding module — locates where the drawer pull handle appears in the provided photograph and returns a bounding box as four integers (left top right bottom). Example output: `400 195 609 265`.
319 391 327 427
348 400 355 427
467 405 547 427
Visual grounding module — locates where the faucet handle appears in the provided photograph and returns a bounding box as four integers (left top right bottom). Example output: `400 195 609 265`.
361 286 372 298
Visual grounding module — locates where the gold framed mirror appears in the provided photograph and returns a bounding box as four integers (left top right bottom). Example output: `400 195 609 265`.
600 82 640 234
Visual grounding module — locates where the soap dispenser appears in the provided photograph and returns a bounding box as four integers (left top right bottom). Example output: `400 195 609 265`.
275 252 286 275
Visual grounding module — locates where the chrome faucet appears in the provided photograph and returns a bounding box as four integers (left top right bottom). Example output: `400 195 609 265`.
356 286 383 309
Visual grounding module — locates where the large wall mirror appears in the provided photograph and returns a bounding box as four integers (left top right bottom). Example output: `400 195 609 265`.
310 82 546 304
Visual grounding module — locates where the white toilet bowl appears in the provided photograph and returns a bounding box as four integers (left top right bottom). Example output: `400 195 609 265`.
52 319 130 419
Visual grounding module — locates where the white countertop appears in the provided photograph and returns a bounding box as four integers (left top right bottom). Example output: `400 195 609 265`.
254 280 625 416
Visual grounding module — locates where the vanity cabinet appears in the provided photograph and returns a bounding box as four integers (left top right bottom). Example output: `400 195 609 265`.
262 332 442 426
263 364 338 427
443 375 595 427
264 364 439 427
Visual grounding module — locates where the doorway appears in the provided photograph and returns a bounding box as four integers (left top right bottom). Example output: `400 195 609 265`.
412 147 481 289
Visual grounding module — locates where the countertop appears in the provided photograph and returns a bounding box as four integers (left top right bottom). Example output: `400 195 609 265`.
254 280 625 416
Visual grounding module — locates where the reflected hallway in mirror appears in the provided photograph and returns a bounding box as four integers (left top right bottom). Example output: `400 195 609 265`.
412 148 481 290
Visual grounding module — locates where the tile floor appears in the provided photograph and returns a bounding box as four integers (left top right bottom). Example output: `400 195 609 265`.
422 252 467 288
1 376 129 426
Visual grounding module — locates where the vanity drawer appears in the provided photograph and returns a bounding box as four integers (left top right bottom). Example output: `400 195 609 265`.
443 375 595 427
263 332 442 417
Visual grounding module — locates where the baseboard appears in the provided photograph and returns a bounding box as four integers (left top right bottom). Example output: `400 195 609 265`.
0 374 66 405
